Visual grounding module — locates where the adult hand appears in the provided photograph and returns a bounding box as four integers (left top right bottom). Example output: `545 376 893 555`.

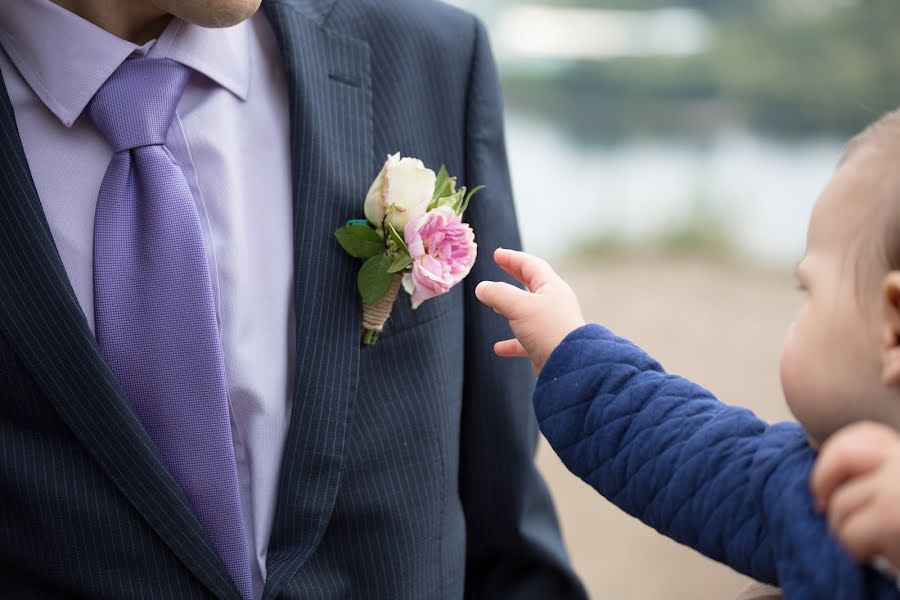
811 421 900 569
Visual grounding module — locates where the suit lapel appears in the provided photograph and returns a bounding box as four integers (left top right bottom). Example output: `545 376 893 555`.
262 1 370 597
0 67 240 599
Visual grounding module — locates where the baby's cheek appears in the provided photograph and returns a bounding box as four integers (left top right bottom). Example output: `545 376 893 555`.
779 343 803 416
779 323 800 399
780 333 820 435
780 345 840 445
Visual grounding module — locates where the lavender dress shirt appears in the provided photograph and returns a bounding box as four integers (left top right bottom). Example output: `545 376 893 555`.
0 1 295 594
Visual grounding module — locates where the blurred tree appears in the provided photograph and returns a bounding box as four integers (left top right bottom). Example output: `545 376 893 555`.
538 0 759 17
501 0 900 139
715 0 900 135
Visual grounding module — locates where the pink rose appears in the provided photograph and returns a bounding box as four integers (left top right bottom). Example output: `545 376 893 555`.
403 207 477 309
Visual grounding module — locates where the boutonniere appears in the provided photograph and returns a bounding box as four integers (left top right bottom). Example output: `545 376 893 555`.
335 153 481 345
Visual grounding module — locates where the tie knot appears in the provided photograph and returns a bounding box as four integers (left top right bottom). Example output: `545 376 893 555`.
87 58 190 152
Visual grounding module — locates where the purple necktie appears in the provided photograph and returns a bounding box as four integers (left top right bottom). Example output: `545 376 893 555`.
88 58 253 600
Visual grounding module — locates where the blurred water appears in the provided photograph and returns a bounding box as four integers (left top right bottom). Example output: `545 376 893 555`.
505 110 844 267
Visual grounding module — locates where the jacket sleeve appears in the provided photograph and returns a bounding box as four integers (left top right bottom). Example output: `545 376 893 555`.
457 17 588 600
536 324 899 599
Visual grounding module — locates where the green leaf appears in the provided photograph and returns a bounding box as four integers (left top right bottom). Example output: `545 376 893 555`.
358 254 394 304
386 223 409 255
429 165 458 210
335 223 385 258
432 166 452 201
431 189 464 213
458 184 485 215
452 188 465 213
388 255 413 273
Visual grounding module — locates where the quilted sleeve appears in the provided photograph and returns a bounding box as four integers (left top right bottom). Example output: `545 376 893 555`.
534 325 900 599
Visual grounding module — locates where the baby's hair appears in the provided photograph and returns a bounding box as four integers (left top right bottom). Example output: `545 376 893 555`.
841 109 900 168
840 110 900 286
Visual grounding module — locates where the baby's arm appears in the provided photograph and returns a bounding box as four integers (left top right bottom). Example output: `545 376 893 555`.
476 249 898 598
538 323 785 581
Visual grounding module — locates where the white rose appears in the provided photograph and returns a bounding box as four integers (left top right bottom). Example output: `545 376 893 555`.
364 153 436 231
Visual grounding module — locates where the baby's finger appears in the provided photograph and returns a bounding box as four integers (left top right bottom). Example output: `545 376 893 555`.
812 422 893 509
494 339 528 358
494 248 557 292
828 475 877 537
475 280 529 317
838 505 883 562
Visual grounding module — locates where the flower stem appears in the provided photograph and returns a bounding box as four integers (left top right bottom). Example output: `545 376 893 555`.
359 273 402 345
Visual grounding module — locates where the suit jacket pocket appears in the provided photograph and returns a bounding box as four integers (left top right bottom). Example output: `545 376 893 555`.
376 285 462 340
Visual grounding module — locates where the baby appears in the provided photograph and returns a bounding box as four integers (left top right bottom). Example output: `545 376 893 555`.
476 110 900 598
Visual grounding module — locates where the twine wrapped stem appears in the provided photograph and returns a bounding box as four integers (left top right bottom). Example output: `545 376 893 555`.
361 273 403 345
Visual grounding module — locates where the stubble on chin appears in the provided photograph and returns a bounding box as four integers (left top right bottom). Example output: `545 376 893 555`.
151 0 262 28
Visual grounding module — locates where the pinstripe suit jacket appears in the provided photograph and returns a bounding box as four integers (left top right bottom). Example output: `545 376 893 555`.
0 0 587 598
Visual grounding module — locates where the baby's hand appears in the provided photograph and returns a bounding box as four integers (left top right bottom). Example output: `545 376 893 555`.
811 421 900 569
475 249 585 373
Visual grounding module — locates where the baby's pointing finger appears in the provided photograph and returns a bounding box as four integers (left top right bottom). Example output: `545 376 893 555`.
494 248 556 292
475 281 529 317
494 339 528 358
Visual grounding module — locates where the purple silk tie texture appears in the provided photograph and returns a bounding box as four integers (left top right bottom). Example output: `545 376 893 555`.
87 58 253 600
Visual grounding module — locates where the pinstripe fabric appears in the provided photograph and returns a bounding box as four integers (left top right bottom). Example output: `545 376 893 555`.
0 0 586 598
261 1 586 599
260 2 369 598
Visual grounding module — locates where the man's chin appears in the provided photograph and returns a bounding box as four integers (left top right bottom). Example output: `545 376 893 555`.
152 0 263 28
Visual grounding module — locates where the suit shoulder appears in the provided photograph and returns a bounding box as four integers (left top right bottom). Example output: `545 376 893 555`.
327 0 480 52
330 0 476 29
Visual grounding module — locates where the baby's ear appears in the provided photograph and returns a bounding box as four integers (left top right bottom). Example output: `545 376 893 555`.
881 272 900 385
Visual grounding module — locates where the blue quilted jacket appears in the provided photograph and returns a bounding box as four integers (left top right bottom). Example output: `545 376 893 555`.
535 325 900 599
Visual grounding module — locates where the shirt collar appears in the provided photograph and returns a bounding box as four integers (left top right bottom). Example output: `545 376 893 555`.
0 0 250 128
149 17 250 103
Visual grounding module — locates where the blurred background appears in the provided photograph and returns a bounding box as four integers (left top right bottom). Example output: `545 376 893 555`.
443 0 900 597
